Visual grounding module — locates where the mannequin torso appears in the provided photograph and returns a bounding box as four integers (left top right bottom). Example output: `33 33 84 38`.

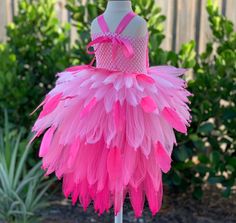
91 1 148 37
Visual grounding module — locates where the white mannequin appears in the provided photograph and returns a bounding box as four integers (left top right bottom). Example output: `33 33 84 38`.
91 0 148 37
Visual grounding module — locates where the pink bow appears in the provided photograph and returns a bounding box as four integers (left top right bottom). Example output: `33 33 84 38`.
86 34 134 61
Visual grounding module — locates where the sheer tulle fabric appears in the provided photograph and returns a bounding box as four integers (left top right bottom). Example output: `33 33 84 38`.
30 11 192 218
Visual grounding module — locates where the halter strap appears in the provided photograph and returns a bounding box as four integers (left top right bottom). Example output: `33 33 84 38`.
97 11 136 35
115 11 136 34
97 15 110 33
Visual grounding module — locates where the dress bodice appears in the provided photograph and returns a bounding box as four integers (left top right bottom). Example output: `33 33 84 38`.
87 12 149 74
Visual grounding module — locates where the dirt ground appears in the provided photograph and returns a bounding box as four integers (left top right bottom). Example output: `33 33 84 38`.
38 185 236 223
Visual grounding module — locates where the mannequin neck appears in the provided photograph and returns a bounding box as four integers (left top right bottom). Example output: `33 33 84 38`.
106 1 132 13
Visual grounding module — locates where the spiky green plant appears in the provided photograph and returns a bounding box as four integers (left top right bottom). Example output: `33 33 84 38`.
0 111 55 223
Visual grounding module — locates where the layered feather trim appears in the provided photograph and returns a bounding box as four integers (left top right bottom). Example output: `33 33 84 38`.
30 65 192 217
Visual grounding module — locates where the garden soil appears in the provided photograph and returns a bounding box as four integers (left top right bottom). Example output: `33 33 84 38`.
38 184 236 223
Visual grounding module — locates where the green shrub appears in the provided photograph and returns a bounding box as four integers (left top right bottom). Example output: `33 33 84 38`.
167 0 236 198
66 0 105 64
0 111 55 223
0 0 71 128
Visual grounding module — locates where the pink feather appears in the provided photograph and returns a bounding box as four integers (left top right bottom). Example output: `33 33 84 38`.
145 174 163 216
129 185 145 217
80 97 97 118
39 127 55 157
65 65 89 72
39 93 62 119
162 107 187 133
29 95 50 116
136 74 155 83
107 147 122 181
155 141 172 173
141 96 157 113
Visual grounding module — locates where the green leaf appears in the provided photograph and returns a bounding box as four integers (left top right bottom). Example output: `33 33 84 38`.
222 187 231 197
175 146 190 162
210 151 221 165
208 176 225 184
193 186 203 200
172 172 181 186
198 122 214 134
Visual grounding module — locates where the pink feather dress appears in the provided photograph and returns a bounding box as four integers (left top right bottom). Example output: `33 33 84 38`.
30 12 192 217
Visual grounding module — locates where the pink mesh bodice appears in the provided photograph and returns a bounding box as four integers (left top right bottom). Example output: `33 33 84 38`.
92 33 149 74
87 12 149 74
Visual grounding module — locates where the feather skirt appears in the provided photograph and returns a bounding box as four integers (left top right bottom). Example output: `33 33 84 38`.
30 65 192 217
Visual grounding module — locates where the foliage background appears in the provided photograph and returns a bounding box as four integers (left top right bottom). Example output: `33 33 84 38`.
0 0 235 221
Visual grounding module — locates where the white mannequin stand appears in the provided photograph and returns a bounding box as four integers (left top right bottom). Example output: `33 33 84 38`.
115 204 123 223
115 194 123 223
91 1 148 222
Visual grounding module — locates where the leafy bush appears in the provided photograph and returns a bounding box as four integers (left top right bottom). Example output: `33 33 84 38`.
167 0 236 198
66 0 105 64
0 111 55 223
0 0 71 128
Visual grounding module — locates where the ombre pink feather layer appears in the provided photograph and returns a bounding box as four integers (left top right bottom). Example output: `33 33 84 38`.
31 65 192 217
